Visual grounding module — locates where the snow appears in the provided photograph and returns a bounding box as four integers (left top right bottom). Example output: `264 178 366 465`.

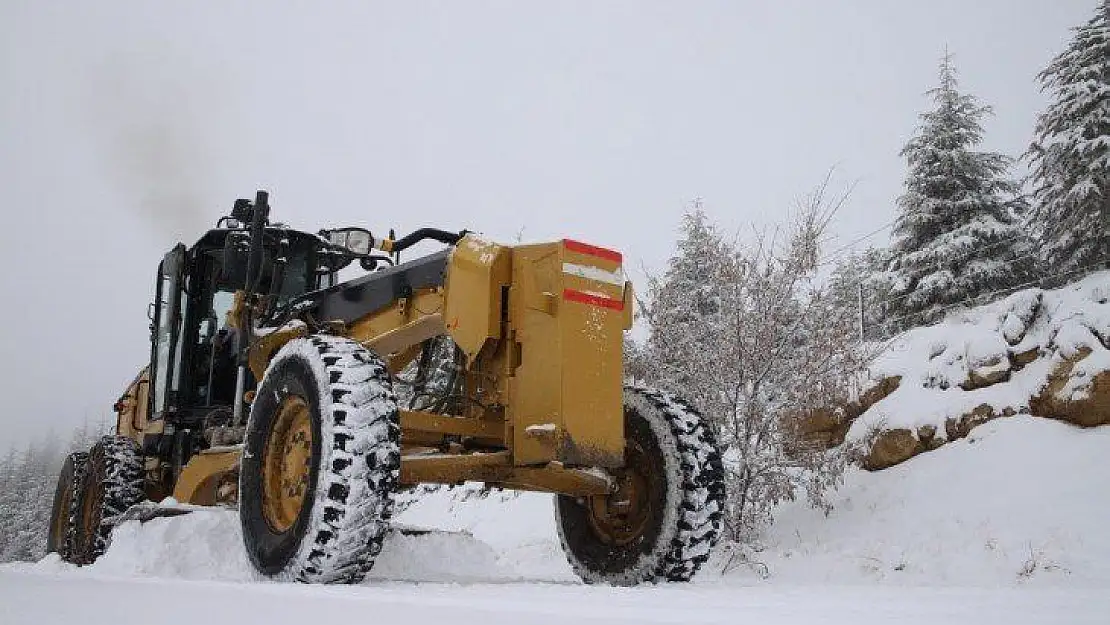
3 415 1108 623
562 262 624 286
4 573 1105 625
752 417 1110 587
461 234 499 264
848 270 1110 444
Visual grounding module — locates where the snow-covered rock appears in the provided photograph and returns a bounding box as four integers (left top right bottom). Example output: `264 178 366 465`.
846 270 1110 469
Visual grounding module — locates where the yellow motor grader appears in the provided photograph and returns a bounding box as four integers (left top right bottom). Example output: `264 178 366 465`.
47 191 724 585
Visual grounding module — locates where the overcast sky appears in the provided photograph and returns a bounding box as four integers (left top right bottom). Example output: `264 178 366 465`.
0 1 1096 448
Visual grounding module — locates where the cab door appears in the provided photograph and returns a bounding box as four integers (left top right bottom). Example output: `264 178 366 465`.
150 244 187 420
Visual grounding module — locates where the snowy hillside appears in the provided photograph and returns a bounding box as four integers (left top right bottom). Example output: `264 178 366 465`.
822 270 1110 469
755 417 1108 586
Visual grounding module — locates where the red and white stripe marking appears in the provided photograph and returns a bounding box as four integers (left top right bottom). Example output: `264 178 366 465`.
561 239 624 311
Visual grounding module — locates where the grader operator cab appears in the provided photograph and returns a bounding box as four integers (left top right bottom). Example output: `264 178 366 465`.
48 191 724 585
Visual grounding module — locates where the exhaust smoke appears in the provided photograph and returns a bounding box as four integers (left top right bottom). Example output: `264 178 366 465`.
79 53 236 240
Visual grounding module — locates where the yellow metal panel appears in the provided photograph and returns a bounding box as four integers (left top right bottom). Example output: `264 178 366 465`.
443 234 511 360
508 240 625 467
346 289 445 355
400 409 504 441
557 240 625 467
172 449 241 506
509 243 563 465
115 368 150 442
398 452 610 495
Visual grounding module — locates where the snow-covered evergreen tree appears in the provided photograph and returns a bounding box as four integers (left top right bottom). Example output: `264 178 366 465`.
0 448 19 559
642 205 741 416
887 54 1034 328
0 429 78 563
1026 1 1110 278
827 247 893 340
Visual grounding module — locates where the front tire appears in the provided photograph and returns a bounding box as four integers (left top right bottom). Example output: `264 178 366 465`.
556 385 725 585
72 436 145 565
47 451 88 562
240 335 400 583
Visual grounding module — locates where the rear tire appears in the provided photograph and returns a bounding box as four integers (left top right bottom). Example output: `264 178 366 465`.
72 436 145 565
47 451 88 563
240 335 400 583
555 385 725 585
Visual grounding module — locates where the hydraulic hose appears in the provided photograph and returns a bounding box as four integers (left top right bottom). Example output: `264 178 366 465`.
389 228 464 253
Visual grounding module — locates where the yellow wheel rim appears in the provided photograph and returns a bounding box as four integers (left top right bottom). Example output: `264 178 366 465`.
261 395 314 534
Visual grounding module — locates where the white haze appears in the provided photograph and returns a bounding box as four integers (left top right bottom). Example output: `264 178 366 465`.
0 0 1096 447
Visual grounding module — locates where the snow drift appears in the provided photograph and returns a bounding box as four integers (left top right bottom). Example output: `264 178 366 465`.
752 416 1109 586
12 414 1108 588
823 270 1110 469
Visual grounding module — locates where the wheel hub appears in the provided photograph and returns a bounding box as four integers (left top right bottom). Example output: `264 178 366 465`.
585 440 653 547
261 395 314 534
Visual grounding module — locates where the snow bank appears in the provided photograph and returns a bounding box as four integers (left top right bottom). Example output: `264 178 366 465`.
23 488 572 584
397 487 576 582
12 416 1106 588
844 270 1110 465
749 416 1110 587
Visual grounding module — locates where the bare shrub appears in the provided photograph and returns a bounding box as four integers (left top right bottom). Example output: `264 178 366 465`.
639 179 874 542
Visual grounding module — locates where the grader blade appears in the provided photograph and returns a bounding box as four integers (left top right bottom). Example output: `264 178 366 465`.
104 501 200 525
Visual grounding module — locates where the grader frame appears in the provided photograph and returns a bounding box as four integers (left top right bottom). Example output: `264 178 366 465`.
119 226 633 508
58 191 723 585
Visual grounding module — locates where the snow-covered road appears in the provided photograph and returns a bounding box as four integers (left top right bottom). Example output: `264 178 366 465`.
3 415 1107 624
2 570 1105 625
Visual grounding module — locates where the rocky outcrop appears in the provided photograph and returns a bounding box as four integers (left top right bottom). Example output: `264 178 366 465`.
944 404 1017 440
788 376 902 454
863 428 917 470
1010 346 1040 369
1029 349 1110 428
860 403 1017 470
844 273 1110 470
960 356 1011 391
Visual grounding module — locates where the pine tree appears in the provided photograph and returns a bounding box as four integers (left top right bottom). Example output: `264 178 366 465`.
887 53 1034 328
1026 1 1110 278
0 430 69 563
0 447 16 558
0 445 39 561
67 417 92 454
827 247 892 340
642 206 741 418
